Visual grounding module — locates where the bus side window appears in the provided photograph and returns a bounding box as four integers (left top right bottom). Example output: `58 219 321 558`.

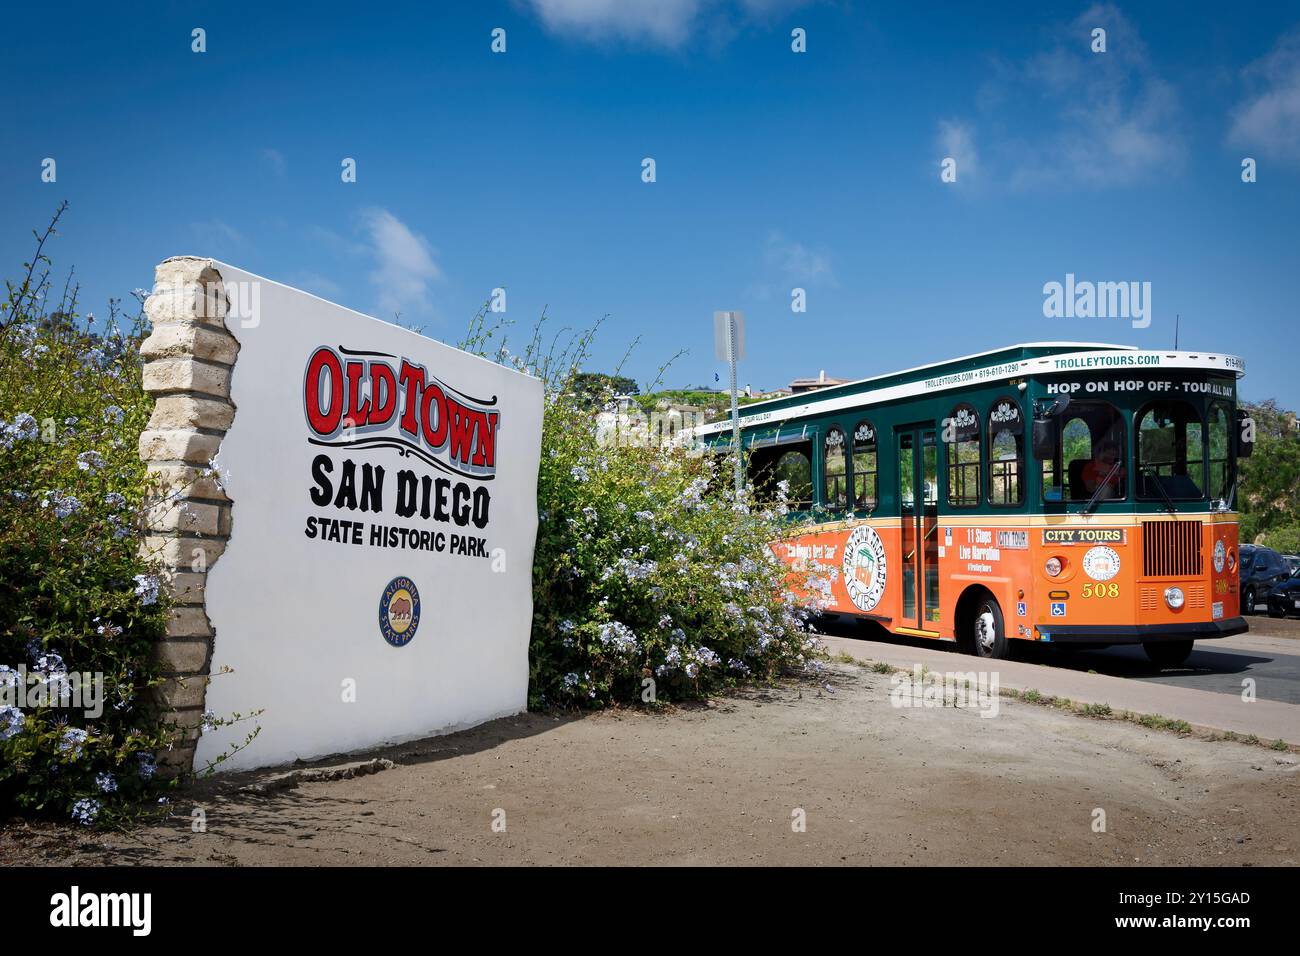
776 448 813 509
1060 416 1091 500
824 427 848 511
1208 402 1232 502
988 397 1024 506
749 443 814 509
1040 421 1062 502
945 402 981 507
852 420 877 511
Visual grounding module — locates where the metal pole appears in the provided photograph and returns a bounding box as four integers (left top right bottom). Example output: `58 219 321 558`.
733 314 743 496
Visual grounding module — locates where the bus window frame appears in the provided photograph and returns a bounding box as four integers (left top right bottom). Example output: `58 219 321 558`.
851 418 878 515
986 395 1025 508
745 434 815 510
945 401 982 509
1039 399 1130 507
822 424 849 513
1207 399 1235 504
1134 398 1209 502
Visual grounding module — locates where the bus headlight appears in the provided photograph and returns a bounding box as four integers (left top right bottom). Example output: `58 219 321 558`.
1045 557 1063 577
1227 550 1236 572
1164 586 1185 609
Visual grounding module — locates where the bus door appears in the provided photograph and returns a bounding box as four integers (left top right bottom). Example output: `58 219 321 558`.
897 426 940 632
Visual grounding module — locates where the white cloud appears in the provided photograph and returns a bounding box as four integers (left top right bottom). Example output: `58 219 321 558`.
287 270 343 300
521 0 811 49
1229 27 1300 162
305 224 366 258
358 209 443 318
968 3 1181 189
525 0 703 47
736 0 807 17
764 230 834 286
936 119 979 182
260 148 287 177
749 230 834 300
189 220 244 251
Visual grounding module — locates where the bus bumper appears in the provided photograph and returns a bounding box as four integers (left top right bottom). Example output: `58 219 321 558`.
1035 617 1248 644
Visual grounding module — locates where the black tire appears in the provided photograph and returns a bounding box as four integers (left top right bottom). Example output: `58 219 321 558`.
1143 640 1194 668
1268 602 1286 619
970 594 1011 659
1243 586 1256 615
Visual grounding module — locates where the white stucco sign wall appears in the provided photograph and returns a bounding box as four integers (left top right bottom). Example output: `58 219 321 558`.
140 258 542 773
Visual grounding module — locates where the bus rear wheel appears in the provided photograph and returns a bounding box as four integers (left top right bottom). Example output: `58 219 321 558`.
970 595 1011 660
1143 640 1193 668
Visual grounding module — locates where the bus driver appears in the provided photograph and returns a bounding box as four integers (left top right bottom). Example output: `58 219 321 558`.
1082 439 1125 499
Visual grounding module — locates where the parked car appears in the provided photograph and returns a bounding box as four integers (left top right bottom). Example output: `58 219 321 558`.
1285 554 1300 575
1265 568 1300 618
1239 545 1291 614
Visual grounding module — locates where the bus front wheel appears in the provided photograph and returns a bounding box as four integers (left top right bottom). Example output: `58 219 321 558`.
970 596 1011 660
1143 640 1193 668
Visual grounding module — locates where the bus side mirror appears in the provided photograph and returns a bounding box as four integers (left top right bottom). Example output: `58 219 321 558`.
1031 396 1068 460
1034 395 1071 420
1032 419 1055 460
1235 409 1255 459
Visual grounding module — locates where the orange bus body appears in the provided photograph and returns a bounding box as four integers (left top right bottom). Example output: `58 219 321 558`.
775 515 1240 645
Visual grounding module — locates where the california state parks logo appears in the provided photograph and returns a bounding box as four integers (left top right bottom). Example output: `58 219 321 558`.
843 525 888 612
1082 546 1121 582
379 576 421 647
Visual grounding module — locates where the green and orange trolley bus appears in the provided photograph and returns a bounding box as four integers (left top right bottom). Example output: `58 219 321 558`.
697 343 1251 664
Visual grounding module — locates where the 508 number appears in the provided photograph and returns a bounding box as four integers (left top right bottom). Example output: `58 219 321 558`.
1081 583 1120 598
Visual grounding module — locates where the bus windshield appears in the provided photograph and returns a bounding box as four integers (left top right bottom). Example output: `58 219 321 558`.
1036 393 1231 506
1040 401 1127 503
1136 400 1205 500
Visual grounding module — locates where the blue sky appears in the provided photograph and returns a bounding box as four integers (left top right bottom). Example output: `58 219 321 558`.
2 1 1299 405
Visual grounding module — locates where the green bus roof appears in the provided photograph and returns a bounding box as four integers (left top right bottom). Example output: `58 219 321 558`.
694 342 1245 439
743 343 1132 414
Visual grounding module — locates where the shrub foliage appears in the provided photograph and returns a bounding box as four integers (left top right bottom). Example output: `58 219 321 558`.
459 315 820 708
0 210 174 824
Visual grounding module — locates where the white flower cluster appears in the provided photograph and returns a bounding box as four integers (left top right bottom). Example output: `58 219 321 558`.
0 412 39 450
597 621 639 653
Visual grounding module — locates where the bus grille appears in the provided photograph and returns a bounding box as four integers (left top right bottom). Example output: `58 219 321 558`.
1141 521 1202 578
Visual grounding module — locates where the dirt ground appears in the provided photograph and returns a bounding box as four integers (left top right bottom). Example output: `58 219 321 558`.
1252 614 1300 639
3 660 1297 866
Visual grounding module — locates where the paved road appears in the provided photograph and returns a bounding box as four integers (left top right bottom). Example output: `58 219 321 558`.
820 616 1300 743
824 615 1300 706
1042 630 1300 706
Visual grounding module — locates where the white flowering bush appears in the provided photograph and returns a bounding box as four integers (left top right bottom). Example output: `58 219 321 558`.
0 210 174 824
461 313 820 708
